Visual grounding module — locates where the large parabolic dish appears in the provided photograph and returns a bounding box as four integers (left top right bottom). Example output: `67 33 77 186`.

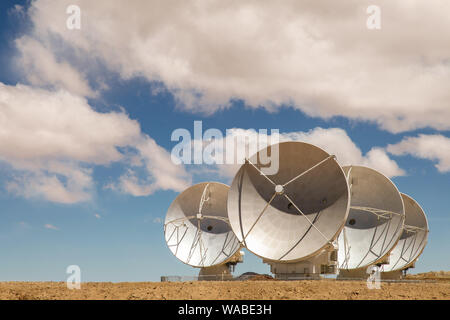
227 141 350 262
338 166 405 270
164 182 241 268
382 193 429 272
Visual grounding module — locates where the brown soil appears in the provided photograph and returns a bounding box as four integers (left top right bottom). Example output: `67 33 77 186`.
1 278 449 300
248 274 274 281
405 271 450 281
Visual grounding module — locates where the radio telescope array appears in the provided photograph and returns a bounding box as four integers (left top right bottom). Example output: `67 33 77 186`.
164 142 429 280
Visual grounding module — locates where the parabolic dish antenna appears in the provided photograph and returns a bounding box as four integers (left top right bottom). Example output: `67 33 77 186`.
382 193 429 272
227 141 350 262
164 182 241 268
338 166 405 270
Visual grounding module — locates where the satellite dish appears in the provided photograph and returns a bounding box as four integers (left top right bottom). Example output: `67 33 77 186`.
164 182 241 268
382 193 429 272
338 166 405 271
227 141 350 263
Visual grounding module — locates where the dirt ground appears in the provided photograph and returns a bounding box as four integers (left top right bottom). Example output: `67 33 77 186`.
405 271 450 281
1 277 449 300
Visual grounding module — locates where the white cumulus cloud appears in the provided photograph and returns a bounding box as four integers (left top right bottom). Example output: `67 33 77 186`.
387 134 450 173
281 128 405 178
14 0 450 133
191 127 405 180
0 82 191 203
15 36 96 98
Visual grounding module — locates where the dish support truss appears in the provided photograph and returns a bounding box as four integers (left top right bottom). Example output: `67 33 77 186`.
244 155 338 256
164 183 241 268
383 224 428 271
340 205 404 270
245 155 341 277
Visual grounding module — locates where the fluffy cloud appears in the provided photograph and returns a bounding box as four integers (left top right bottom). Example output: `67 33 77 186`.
15 0 450 132
6 163 93 203
280 128 405 177
0 82 190 203
191 127 405 179
387 134 450 173
15 36 95 98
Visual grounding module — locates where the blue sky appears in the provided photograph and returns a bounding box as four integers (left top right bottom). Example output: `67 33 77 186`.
0 1 449 281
